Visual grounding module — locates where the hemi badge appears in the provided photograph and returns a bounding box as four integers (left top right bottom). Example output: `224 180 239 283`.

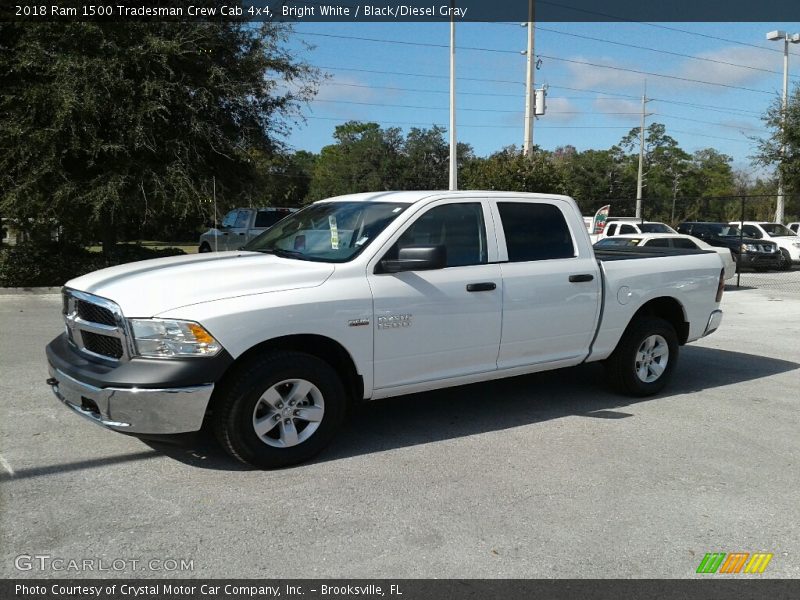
348 318 370 327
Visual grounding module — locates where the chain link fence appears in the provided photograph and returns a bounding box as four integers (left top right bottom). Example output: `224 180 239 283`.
589 195 800 293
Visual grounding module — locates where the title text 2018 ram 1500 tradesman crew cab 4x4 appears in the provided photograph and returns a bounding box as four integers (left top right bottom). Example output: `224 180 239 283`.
46 192 726 468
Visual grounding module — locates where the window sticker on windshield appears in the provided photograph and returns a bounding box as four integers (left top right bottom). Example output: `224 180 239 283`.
328 215 339 250
355 236 369 246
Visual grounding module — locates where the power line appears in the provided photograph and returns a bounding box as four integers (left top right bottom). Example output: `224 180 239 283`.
302 116 634 129
305 32 777 95
533 24 800 80
312 98 641 115
654 112 763 133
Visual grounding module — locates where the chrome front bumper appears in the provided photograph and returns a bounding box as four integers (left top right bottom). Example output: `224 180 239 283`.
47 365 214 434
703 309 723 337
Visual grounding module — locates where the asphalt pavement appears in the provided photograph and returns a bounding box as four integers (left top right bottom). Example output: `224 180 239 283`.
1 286 799 578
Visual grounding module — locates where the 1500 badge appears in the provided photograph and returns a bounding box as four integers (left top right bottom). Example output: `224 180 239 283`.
377 314 413 329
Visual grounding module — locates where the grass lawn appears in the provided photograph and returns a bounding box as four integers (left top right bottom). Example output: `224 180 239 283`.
87 241 198 254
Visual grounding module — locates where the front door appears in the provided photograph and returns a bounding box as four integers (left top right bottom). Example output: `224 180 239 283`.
369 200 502 390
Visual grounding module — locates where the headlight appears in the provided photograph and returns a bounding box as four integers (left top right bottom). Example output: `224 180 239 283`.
128 319 221 358
792 242 800 249
741 243 759 252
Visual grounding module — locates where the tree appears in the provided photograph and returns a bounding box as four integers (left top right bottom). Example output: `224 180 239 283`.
753 83 800 219
461 147 565 194
0 18 318 251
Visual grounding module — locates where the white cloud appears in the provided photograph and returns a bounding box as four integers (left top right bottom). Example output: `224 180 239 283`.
545 96 579 122
563 56 645 91
592 97 641 118
674 47 779 88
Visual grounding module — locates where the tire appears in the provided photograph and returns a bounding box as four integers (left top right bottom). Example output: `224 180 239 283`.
605 316 679 397
778 248 792 271
198 242 212 253
213 351 347 469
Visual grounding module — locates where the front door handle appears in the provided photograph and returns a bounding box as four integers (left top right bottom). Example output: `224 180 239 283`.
569 274 594 283
466 282 497 292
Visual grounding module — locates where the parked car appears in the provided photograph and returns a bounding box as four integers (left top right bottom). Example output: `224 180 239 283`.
47 191 725 468
594 233 736 280
729 221 800 271
199 207 296 252
590 220 676 243
676 222 781 271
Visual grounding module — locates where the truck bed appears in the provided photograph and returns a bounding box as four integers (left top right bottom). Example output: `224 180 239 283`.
594 246 714 262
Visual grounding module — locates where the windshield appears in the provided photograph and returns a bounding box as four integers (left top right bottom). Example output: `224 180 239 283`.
760 223 796 236
703 224 742 237
639 223 675 233
243 201 409 262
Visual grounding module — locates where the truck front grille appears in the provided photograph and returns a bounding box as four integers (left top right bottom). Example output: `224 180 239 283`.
62 289 130 362
76 299 116 326
81 331 124 359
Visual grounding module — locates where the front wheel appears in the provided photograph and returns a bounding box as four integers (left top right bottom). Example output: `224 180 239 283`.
605 316 679 397
198 242 212 253
778 248 792 271
213 351 347 468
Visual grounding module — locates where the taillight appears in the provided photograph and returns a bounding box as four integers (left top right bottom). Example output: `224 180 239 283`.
715 269 725 302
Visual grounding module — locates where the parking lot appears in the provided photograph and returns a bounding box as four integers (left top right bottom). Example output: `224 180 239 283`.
1 286 799 579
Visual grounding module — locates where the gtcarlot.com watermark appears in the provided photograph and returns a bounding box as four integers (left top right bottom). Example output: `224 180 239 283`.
14 554 194 573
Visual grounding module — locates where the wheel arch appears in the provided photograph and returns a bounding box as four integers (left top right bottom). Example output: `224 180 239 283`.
207 334 364 416
629 296 689 345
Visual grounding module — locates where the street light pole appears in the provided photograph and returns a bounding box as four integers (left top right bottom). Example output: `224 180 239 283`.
449 0 457 191
766 30 800 223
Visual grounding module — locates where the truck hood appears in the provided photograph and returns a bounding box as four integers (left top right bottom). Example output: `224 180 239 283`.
65 251 335 317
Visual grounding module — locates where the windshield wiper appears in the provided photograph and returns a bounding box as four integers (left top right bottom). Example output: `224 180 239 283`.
255 248 309 260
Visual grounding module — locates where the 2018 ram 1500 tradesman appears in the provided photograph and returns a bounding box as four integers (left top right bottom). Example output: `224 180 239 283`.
46 192 725 468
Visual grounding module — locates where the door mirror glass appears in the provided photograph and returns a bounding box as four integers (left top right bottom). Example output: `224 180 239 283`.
380 245 447 273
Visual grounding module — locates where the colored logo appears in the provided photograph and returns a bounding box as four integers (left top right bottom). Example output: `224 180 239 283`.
696 552 773 574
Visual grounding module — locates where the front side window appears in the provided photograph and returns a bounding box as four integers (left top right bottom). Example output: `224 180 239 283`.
233 210 250 229
244 201 408 263
644 238 671 248
220 210 240 228
760 223 795 237
498 202 575 262
383 203 487 268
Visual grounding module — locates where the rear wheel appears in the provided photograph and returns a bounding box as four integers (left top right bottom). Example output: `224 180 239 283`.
214 351 347 468
199 242 212 253
605 316 679 397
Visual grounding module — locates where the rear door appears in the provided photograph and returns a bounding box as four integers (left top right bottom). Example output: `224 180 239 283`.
369 199 502 389
492 199 601 369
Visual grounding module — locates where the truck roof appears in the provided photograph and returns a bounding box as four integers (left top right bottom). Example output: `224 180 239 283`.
314 191 576 204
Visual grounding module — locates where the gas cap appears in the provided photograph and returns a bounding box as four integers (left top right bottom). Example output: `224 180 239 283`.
617 286 633 305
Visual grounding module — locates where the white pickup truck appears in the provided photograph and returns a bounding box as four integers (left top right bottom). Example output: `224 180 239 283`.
46 191 725 468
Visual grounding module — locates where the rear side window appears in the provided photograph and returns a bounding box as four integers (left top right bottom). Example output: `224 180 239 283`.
672 238 698 249
255 210 289 228
644 238 670 248
619 224 638 234
497 202 575 262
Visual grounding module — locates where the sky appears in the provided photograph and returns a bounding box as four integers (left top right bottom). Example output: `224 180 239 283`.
279 20 800 177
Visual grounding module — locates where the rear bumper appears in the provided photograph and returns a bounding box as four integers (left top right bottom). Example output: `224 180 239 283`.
703 309 723 337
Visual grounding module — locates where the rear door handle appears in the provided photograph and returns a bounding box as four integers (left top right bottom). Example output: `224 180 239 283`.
569 274 594 283
466 282 497 292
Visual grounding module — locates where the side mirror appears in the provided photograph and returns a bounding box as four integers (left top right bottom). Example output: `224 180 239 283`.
380 245 447 273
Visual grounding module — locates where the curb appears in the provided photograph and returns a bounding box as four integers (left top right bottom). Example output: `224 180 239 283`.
0 287 61 295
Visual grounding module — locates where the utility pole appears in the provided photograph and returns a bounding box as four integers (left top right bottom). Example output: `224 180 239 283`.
522 0 535 156
635 81 650 219
448 0 457 190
